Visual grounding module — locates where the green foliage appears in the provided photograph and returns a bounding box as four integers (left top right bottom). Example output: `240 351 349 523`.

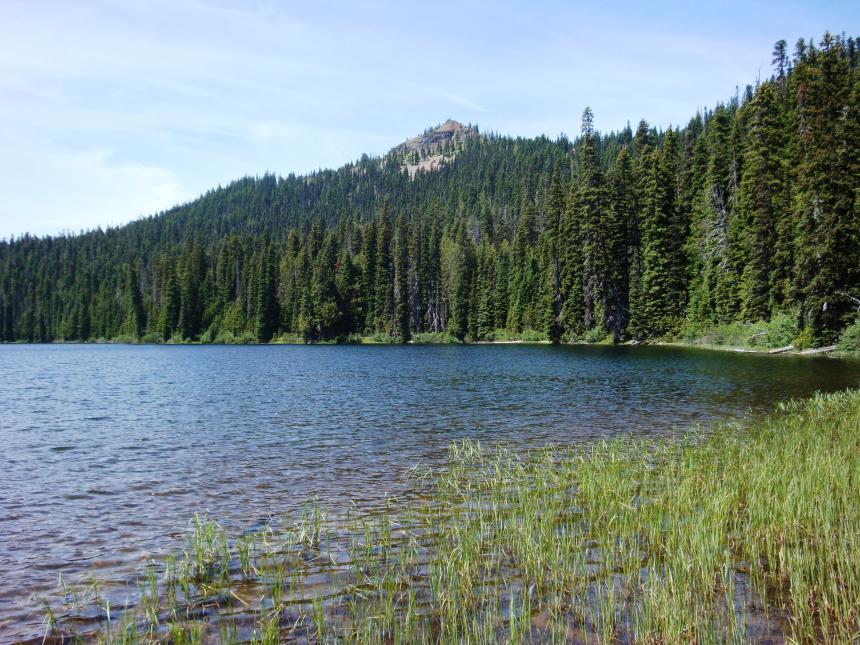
410 331 459 344
837 318 860 353
754 309 799 347
794 327 815 351
678 307 799 349
582 326 611 343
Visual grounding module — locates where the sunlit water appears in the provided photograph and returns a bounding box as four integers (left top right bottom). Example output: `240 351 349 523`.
2 343 859 641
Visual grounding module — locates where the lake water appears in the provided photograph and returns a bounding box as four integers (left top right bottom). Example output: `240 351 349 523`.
2 343 860 641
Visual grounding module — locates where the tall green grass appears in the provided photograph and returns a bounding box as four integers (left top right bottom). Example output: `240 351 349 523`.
42 389 860 643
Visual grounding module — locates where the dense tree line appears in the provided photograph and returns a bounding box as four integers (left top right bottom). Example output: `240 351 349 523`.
1 34 858 346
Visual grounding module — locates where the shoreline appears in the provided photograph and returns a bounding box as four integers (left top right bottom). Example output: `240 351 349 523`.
3 336 853 359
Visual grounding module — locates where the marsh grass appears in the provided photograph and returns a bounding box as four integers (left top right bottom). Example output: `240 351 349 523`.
41 389 860 643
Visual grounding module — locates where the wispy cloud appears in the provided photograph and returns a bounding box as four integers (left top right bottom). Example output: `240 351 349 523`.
0 0 857 237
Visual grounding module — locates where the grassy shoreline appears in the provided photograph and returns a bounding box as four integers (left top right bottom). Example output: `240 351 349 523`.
11 333 855 354
39 388 860 644
12 314 860 358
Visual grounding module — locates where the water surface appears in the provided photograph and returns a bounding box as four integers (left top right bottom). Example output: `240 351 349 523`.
2 343 859 641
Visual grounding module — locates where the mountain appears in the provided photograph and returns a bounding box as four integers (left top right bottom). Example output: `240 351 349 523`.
0 32 857 347
391 119 480 178
392 118 479 156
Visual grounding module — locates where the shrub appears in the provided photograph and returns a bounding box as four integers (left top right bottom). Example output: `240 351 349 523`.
794 327 814 351
752 309 798 348
204 325 218 343
583 327 609 343
837 318 860 353
519 329 548 342
412 332 458 344
140 332 164 344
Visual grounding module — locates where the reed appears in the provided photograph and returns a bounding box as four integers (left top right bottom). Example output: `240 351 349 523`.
42 389 860 643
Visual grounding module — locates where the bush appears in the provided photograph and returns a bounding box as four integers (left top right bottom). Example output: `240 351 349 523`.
335 334 363 344
837 319 860 353
140 332 164 344
272 333 305 344
412 332 458 344
204 325 218 343
519 329 547 342
751 309 798 348
794 327 814 351
583 327 609 343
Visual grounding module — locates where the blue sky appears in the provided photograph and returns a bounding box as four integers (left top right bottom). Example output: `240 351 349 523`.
0 1 856 238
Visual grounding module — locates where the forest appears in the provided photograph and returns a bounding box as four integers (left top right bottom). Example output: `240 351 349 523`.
1 33 858 347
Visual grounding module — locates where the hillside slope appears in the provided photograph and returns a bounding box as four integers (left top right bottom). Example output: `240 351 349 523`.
0 33 857 346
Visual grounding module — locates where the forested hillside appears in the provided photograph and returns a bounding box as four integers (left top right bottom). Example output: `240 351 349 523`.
1 33 857 346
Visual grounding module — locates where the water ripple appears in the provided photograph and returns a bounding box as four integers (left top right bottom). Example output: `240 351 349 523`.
1 343 859 641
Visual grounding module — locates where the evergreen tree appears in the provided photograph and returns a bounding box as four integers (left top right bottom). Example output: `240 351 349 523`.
393 214 411 342
638 129 686 335
255 242 280 342
179 243 206 340
359 219 377 333
159 255 181 341
559 184 584 336
373 199 393 335
793 34 859 343
737 82 785 320
450 225 475 341
604 146 634 340
309 233 341 340
542 169 565 342
576 108 607 333
125 264 146 339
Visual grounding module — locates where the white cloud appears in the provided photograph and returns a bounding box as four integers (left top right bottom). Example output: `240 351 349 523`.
0 0 856 237
0 144 189 237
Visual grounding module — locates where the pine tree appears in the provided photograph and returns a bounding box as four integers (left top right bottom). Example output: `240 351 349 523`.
450 225 475 341
179 243 206 340
542 169 565 342
475 243 496 338
360 219 377 333
638 129 686 335
309 233 341 340
794 35 859 343
159 255 181 341
255 242 280 342
126 264 146 339
493 241 511 330
509 194 538 332
576 108 608 334
78 291 91 341
737 82 785 320
393 214 411 342
605 146 634 339
373 199 393 335
424 216 443 333
560 184 584 336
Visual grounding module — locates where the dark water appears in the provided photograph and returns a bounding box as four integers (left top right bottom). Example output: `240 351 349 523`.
2 343 859 641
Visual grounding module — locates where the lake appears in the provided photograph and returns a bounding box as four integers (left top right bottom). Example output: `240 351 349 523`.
2 343 859 641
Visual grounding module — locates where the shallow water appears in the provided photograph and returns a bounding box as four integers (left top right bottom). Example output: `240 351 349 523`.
1 343 859 641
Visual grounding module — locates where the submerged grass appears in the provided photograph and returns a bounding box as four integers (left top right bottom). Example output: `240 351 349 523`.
40 389 860 643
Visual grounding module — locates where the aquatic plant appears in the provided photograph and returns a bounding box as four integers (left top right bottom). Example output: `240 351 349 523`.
43 389 860 643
